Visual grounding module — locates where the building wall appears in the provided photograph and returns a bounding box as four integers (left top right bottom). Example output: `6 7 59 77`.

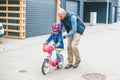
117 0 120 15
0 0 62 38
61 0 84 20
80 0 84 19
84 2 113 23
85 0 118 6
110 0 118 6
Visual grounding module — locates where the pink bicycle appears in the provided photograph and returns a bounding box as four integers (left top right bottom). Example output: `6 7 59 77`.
42 45 64 75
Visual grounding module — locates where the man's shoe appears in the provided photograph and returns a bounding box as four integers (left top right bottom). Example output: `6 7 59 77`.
65 64 73 69
73 60 81 68
73 63 79 68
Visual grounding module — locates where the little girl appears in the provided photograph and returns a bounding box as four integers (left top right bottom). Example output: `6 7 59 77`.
44 23 64 66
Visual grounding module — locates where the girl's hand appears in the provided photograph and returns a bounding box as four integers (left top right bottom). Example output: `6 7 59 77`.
43 43 47 45
55 43 60 47
54 43 60 47
53 43 60 47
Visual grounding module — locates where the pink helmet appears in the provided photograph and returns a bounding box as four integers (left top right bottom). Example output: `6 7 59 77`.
52 23 60 31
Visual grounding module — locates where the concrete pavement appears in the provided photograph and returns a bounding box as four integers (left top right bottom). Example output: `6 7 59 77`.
0 22 120 80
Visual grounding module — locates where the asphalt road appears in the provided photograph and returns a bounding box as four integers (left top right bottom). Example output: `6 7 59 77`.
0 25 120 80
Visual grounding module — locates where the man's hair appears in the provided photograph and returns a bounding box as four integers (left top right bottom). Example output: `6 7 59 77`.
58 8 66 14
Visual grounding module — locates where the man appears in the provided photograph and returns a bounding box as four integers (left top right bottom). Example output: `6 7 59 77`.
58 8 85 69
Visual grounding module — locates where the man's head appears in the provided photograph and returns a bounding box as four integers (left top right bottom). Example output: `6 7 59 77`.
57 8 66 20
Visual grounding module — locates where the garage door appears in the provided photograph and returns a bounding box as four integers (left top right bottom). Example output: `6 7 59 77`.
26 0 56 37
66 1 78 15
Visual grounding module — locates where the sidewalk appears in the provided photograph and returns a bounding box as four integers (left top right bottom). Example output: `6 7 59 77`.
85 22 120 34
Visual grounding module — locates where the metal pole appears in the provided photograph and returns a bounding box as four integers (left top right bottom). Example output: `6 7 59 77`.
106 0 109 24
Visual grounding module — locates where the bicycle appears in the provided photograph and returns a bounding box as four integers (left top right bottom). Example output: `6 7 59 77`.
41 44 64 75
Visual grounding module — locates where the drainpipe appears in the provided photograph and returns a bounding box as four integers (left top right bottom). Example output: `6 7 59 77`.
106 0 109 24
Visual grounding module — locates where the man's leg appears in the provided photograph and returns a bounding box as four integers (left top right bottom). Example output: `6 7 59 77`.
65 35 73 69
71 33 81 68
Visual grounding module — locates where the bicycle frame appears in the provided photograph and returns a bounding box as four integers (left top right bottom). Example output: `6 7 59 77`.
42 45 64 75
44 53 58 67
43 45 63 67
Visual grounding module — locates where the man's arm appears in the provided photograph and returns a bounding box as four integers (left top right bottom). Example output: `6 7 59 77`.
60 20 64 30
66 15 77 37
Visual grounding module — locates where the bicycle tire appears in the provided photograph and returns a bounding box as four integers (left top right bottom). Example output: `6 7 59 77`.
42 60 50 75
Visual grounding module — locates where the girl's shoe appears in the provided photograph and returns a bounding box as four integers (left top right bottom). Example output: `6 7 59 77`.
59 62 63 67
59 62 63 65
57 62 63 68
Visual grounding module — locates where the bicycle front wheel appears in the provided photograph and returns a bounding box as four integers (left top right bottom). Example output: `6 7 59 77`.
42 60 50 75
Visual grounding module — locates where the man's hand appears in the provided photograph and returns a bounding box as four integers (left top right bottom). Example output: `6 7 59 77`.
62 35 66 40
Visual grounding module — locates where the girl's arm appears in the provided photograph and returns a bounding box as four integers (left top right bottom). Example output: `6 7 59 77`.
45 33 53 44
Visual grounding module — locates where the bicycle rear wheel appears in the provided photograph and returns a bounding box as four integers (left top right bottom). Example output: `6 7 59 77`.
42 60 50 75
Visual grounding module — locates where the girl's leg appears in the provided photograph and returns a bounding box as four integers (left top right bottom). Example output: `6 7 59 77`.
56 50 62 62
50 48 54 56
